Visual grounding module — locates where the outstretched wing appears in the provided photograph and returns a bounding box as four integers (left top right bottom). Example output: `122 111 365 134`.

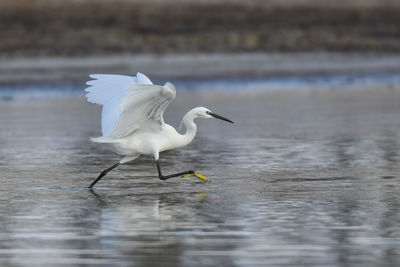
112 82 176 137
85 73 176 138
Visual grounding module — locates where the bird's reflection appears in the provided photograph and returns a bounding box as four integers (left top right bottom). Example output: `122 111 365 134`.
89 189 209 206
196 192 208 202
85 189 239 266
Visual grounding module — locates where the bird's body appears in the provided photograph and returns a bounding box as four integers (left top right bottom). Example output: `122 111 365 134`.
85 72 233 187
92 113 195 163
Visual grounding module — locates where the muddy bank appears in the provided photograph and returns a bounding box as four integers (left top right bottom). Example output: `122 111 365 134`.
1 0 400 57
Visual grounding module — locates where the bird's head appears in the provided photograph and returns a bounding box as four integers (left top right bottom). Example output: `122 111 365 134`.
193 107 234 123
179 107 234 132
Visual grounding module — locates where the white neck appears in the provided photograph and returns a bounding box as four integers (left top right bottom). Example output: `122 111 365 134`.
178 108 199 147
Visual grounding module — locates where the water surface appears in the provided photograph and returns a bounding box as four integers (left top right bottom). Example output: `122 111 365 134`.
0 77 400 266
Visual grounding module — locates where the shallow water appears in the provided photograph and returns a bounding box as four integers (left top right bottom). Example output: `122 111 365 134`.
1 80 400 266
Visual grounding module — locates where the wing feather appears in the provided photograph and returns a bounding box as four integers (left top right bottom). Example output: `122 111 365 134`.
112 84 175 137
84 73 175 138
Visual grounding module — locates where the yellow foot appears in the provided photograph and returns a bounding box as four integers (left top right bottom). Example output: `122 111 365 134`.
183 172 210 182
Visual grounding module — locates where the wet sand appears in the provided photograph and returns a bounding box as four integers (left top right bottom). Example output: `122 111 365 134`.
0 84 400 266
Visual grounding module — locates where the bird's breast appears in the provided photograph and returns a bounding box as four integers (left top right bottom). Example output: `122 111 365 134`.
107 124 184 156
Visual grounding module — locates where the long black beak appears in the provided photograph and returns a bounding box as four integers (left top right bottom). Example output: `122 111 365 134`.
208 112 234 124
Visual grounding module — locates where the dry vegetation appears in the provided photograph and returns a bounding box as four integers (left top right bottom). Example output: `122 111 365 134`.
1 0 400 56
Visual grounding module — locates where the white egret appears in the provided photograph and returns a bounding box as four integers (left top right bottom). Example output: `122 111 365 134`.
85 72 233 188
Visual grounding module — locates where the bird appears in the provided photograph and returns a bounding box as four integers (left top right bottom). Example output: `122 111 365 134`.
85 72 233 188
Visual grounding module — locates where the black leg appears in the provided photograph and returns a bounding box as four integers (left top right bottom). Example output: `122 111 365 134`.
155 160 194 180
89 162 120 188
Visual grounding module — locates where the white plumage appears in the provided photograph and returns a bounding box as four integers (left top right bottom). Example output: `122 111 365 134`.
85 72 233 187
85 73 158 137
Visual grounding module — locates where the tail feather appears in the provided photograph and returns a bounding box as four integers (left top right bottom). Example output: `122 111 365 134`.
120 155 140 164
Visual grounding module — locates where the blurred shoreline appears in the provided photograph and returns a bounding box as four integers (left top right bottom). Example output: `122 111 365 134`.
1 0 400 86
1 52 400 86
1 1 400 57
